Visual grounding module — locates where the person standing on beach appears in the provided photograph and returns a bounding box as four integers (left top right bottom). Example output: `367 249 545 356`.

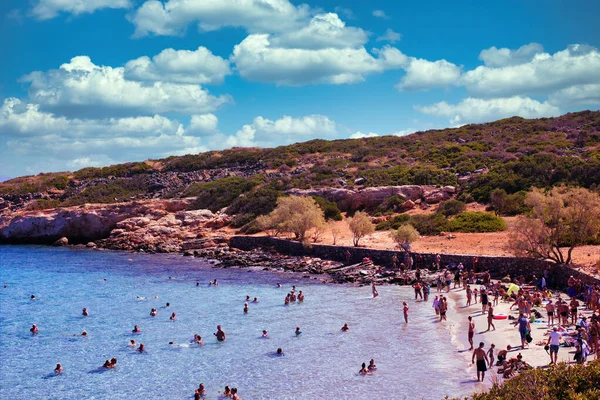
547 327 561 365
403 302 409 323
423 283 430 301
439 297 448 321
515 313 531 348
472 342 489 382
486 305 496 331
372 281 379 298
433 296 440 315
546 300 555 326
481 289 489 314
487 344 495 367
468 316 475 350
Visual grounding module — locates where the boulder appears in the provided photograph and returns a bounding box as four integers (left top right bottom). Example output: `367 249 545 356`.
53 237 68 246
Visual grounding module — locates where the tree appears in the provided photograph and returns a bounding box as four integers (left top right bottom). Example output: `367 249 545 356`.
329 222 342 245
489 188 507 216
348 211 375 247
508 187 600 265
390 224 420 251
437 199 466 217
257 196 326 241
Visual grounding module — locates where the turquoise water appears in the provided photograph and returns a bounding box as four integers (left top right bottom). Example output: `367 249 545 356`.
0 246 473 399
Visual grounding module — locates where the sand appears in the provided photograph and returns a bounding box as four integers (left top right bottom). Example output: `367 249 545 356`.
434 282 597 391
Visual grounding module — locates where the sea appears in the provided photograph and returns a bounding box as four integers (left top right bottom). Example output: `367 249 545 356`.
0 245 475 400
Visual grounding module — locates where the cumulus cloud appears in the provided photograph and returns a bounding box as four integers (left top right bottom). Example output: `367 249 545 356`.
124 46 231 85
232 34 393 85
372 10 390 19
227 115 338 147
130 0 309 37
21 56 229 118
415 96 561 125
462 44 600 97
376 29 401 44
0 97 211 175
32 0 131 20
188 114 219 135
350 131 378 139
478 43 544 67
397 58 462 91
269 13 368 50
548 83 600 107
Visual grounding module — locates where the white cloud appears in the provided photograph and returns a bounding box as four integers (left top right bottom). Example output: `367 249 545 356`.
372 10 389 19
21 56 229 117
416 96 561 125
124 46 231 85
270 13 368 50
228 115 338 147
548 83 600 107
130 0 309 37
396 58 461 91
376 29 401 44
0 97 212 174
350 131 378 139
391 129 416 136
188 114 219 135
231 34 394 85
462 44 600 97
479 43 544 67
334 6 354 20
32 0 131 20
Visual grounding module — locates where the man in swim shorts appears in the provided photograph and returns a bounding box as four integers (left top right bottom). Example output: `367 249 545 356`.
472 342 489 382
547 327 561 364
546 300 555 326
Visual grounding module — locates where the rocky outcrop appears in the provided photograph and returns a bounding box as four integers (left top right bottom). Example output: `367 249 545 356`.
0 198 197 245
285 185 455 211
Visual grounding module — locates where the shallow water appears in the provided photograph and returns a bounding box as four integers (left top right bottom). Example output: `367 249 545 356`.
0 246 474 399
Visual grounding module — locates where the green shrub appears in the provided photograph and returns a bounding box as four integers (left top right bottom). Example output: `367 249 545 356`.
312 196 342 221
186 176 263 212
407 213 449 235
62 176 150 206
230 213 257 228
73 162 151 180
27 199 61 210
446 212 506 233
375 195 406 213
375 214 410 230
437 199 466 217
226 188 282 216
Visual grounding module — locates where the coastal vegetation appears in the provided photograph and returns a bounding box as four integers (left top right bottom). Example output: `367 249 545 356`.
256 196 325 241
348 211 375 247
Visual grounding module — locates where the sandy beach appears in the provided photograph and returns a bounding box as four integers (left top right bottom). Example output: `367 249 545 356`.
435 282 595 393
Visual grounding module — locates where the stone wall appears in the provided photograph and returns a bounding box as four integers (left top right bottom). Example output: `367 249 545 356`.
230 236 600 288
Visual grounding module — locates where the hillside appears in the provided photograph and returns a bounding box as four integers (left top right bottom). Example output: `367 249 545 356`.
1 110 599 221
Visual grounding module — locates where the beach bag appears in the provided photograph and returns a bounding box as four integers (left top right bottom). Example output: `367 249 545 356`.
526 331 533 343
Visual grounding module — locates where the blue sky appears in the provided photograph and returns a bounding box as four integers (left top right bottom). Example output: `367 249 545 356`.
1 0 599 177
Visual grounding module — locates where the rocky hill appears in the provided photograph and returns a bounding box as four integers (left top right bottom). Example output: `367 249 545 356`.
1 111 599 232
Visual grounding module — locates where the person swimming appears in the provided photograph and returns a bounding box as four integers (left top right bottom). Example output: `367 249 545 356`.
276 347 284 356
102 360 112 369
129 339 136 347
132 325 141 333
243 303 249 313
197 383 206 395
138 343 145 352
54 363 63 374
231 388 240 400
295 326 302 336
30 324 38 334
284 295 290 305
246 296 251 301
359 362 370 375
150 308 157 317
262 330 268 338
252 297 258 303
214 325 226 341
82 308 89 316
298 291 305 302
81 330 87 337
170 312 176 321
341 323 349 332
220 386 231 397
30 294 36 300
277 283 282 288
368 359 377 371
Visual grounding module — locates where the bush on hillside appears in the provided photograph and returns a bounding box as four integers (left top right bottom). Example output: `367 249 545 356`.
407 213 449 235
447 212 506 233
186 176 263 212
375 214 410 230
27 199 61 210
62 176 150 206
73 162 151 180
375 195 406 213
226 188 282 216
312 196 342 221
437 199 466 217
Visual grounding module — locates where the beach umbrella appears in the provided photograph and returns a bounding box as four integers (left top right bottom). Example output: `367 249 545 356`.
507 283 520 295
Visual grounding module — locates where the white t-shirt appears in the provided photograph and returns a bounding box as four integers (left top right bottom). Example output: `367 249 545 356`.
549 331 561 346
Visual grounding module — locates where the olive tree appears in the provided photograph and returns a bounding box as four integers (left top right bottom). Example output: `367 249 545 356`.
390 224 420 251
508 187 600 265
348 211 375 247
257 196 326 242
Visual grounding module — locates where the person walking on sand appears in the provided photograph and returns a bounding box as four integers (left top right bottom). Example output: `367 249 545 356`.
439 297 447 321
466 285 472 306
403 302 409 323
547 327 561 365
515 313 531 348
487 344 496 367
468 316 475 350
487 305 496 331
472 342 489 382
545 300 555 326
372 281 379 298
433 296 440 315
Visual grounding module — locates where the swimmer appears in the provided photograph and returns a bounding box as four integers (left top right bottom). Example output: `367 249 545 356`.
110 357 117 367
129 339 136 347
243 303 249 313
136 296 146 301
196 281 200 287
290 292 297 302
82 308 89 316
284 295 290 305
30 324 39 334
132 325 141 333
150 308 157 317
298 291 304 302
341 323 349 332
220 386 232 397
246 296 251 301
81 330 87 337
55 363 63 374
195 335 204 345
295 326 302 336
276 347 284 356
170 312 176 321
252 297 259 303
231 388 240 400
368 359 377 371
138 343 145 352
30 294 36 300
165 302 170 307
213 279 218 286
102 359 112 369
359 362 369 375
277 283 282 288
214 325 226 341
197 383 206 395
262 330 268 338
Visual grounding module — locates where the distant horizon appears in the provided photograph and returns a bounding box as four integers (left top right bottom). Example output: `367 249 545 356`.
1 0 599 177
